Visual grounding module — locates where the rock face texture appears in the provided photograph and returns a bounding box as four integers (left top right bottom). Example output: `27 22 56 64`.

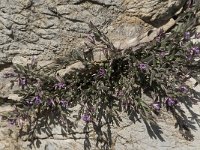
0 0 185 64
1 0 200 150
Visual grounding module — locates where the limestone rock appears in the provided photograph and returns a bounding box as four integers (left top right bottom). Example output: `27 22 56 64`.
0 0 186 65
0 105 15 113
12 56 30 66
57 61 85 76
7 94 22 101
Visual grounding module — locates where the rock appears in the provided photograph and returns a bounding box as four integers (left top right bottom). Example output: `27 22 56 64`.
0 105 15 113
117 18 176 50
12 56 30 66
1 29 13 36
45 142 57 150
0 34 12 46
93 51 107 62
0 143 5 150
196 25 200 33
0 67 18 98
57 61 85 76
185 77 198 88
12 14 28 25
0 0 186 64
7 94 22 101
37 60 55 68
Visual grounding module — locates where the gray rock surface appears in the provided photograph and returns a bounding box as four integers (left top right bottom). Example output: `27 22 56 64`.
0 0 185 65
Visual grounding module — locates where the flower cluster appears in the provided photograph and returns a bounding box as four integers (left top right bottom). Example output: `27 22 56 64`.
54 82 66 90
152 102 161 112
33 95 42 105
82 114 91 122
139 63 147 71
98 67 106 77
165 98 177 107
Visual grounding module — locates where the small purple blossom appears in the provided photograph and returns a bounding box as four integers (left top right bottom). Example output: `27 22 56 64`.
187 55 193 61
156 28 165 42
33 95 42 105
180 86 188 93
184 32 190 40
165 98 177 107
54 82 66 90
60 99 68 108
82 114 91 122
47 99 55 106
87 33 95 44
98 67 106 77
191 46 200 54
19 77 27 85
117 90 124 97
156 36 161 42
139 63 147 70
18 77 27 89
152 102 161 111
159 51 168 57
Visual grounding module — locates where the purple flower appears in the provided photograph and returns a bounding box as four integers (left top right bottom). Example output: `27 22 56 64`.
187 54 195 61
139 63 147 70
87 33 95 44
47 99 55 106
156 28 165 42
18 76 27 90
159 51 168 57
191 46 200 54
165 98 177 107
180 86 188 93
184 32 190 40
82 114 91 122
98 67 106 77
60 99 68 108
18 77 27 88
152 102 161 111
33 95 42 105
117 90 124 97
54 82 66 90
